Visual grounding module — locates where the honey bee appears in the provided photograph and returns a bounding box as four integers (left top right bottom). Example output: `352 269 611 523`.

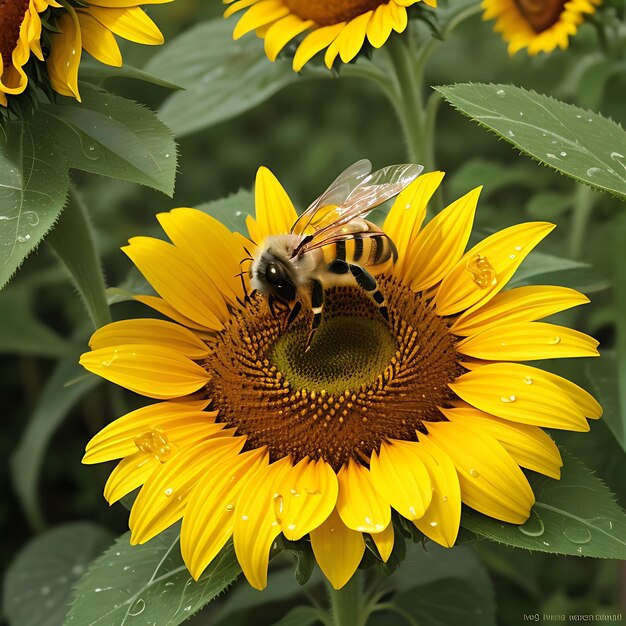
249 160 424 350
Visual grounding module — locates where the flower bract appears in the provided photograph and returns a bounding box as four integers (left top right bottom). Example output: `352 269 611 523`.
80 167 601 590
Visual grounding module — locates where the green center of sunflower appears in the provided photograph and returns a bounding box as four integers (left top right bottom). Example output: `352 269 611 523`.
284 0 387 26
203 276 463 470
512 0 567 32
0 0 29 70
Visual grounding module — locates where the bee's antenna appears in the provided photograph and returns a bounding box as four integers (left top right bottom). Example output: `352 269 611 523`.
233 271 250 302
243 246 254 258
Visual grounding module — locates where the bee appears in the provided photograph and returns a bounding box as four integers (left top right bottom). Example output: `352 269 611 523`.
249 160 424 350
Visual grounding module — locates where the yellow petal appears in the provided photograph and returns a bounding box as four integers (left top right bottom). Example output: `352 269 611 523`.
369 440 432 520
272 458 338 541
77 11 122 66
181 448 267 580
293 24 344 72
83 399 216 464
371 522 395 562
123 237 228 329
89 0 174 6
405 187 480 292
366 4 394 48
433 222 555 316
264 15 313 61
426 421 535 524
412 436 461 547
87 6 164 44
233 457 293 590
224 0 259 18
89 319 211 359
388 2 408 32
310 508 365 589
440 406 562 479
80 344 210 400
384 171 445 279
104 451 159 503
134 295 216 333
232 0 289 39
129 436 246 544
456 322 599 361
451 286 590 336
336 460 391 533
449 363 599 431
157 208 245 306
337 11 371 63
254 167 298 240
47 9 82 101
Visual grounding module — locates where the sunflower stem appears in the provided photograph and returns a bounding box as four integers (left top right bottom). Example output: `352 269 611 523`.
327 575 366 626
569 184 597 259
47 185 112 329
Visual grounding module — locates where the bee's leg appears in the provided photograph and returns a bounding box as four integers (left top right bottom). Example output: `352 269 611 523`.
285 300 302 328
305 279 325 352
348 264 389 320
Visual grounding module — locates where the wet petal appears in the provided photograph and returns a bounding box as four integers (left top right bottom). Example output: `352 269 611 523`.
104 451 158 503
181 448 267 580
369 440 432 520
336 460 390 533
310 508 365 590
272 457 338 541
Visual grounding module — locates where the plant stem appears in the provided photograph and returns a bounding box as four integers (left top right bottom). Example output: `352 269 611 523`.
569 184 596 259
327 576 365 626
47 185 112 329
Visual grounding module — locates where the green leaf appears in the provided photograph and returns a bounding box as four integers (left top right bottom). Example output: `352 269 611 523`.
526 191 573 219
3 522 113 626
79 61 182 91
196 188 254 235
585 356 625 454
145 19 301 137
271 606 323 626
437 83 626 200
0 120 69 288
612 212 626 452
0 287 70 356
39 83 177 196
11 345 100 530
461 452 626 558
64 527 242 626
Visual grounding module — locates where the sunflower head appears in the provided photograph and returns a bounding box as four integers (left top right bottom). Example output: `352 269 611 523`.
224 0 438 71
80 166 601 590
482 0 602 55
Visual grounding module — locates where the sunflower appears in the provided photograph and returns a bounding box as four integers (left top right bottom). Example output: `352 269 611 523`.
0 0 172 106
80 167 601 590
482 0 601 55
224 0 437 71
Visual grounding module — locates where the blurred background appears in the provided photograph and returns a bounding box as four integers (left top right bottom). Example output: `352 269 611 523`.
1 1 625 623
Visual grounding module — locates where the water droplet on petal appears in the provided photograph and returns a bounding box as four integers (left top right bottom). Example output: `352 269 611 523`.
466 254 497 289
405 203 411 210
501 395 517 403
225 503 234 512
241 515 248 521
273 493 284 519
429 521 438 527
469 468 480 478
523 376 533 385
164 487 173 497
548 336 561 345
442 495 449 502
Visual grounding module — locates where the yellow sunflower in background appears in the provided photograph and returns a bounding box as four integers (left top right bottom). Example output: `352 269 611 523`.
0 0 172 106
482 0 601 55
80 167 601 590
224 0 437 71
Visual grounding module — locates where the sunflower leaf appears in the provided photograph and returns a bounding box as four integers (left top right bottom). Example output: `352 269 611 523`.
196 188 254 235
461 451 626 558
145 18 301 137
436 83 626 201
39 83 177 196
0 120 69 288
63 526 242 626
3 522 113 626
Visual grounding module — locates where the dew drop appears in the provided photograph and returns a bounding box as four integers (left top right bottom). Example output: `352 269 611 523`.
165 153 170 158
164 487 173 497
586 167 602 177
442 495 449 502
500 395 517 403
273 493 284 517
611 151 624 160
518 510 545 537
466 254 497 289
514 245 522 251
304 487 321 495
128 599 146 617
225 503 234 512
405 203 411 210
17 235 30 243
523 376 533 385
563 524 592 545
235 211 242 216
496 89 505 96
560 151 567 157
507 130 515 138
548 336 561 345
429 521 438 527
241 515 249 521
469 468 480 478
508 254 516 259
546 153 557 159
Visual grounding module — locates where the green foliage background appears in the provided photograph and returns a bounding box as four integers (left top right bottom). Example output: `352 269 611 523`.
1 1 625 624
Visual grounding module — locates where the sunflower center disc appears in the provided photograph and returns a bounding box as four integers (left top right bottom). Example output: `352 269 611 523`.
204 277 463 470
0 0 29 70
284 0 387 26
512 0 567 32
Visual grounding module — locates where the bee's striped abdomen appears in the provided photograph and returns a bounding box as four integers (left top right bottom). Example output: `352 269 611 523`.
322 234 397 270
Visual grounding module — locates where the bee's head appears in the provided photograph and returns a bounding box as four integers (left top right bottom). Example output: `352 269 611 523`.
250 253 297 304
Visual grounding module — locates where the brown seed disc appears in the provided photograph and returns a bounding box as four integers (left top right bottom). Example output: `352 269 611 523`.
0 0 30 70
203 276 463 470
284 0 387 26
512 0 567 32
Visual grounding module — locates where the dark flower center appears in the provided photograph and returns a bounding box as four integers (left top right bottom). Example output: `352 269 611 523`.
0 0 29 70
513 0 567 32
203 277 462 471
284 0 387 26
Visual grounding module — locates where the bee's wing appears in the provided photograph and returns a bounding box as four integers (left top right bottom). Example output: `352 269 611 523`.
299 163 424 252
290 159 373 235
